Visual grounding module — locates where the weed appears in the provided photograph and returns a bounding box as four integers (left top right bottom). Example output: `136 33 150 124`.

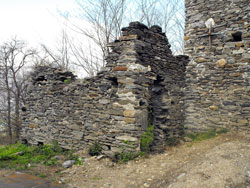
88 142 102 156
180 124 185 135
44 158 59 166
113 150 144 163
148 107 153 126
65 149 83 165
140 125 154 153
123 140 129 144
38 173 47 178
113 125 154 163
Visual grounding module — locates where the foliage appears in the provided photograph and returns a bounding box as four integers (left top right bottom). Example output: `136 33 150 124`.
0 141 82 170
88 142 102 156
140 125 154 153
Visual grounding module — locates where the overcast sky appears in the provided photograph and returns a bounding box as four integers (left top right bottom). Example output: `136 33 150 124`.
0 0 76 47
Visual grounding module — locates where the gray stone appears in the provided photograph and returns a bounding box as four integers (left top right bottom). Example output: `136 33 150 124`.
116 135 138 142
62 160 75 168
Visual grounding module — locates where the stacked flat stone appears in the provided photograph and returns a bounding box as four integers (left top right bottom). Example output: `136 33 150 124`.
185 0 250 132
21 22 188 156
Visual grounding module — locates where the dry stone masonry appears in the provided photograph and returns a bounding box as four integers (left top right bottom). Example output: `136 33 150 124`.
21 22 188 155
21 0 250 154
185 0 250 132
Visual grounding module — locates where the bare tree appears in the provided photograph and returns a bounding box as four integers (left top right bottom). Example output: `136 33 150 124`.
0 47 13 141
58 0 127 76
68 39 103 77
136 0 161 27
58 0 185 76
0 38 35 142
136 0 185 54
40 29 72 70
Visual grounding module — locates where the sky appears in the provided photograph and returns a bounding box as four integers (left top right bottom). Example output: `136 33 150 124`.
0 0 77 48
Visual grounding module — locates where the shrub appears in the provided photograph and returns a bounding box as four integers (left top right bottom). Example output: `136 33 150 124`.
88 142 102 156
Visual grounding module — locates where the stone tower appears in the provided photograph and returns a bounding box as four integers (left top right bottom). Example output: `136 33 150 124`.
184 0 250 131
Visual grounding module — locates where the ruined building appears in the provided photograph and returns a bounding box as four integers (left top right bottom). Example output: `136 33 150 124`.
21 0 249 155
21 22 188 155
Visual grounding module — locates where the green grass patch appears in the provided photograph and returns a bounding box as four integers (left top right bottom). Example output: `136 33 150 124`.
0 141 82 170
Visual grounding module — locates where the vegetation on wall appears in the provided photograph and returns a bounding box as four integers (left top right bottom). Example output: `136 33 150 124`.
113 125 155 163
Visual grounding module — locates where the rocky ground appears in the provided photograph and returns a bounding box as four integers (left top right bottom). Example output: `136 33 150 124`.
1 130 249 188
61 130 250 188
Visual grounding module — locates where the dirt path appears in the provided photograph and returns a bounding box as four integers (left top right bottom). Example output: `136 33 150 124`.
62 131 250 188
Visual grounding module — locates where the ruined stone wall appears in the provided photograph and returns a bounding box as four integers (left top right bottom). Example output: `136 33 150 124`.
21 22 188 155
185 0 250 132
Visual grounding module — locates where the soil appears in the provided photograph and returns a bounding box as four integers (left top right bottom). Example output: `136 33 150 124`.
0 170 63 188
61 130 250 188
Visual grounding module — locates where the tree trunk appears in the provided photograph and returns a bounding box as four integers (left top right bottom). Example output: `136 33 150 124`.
5 73 12 144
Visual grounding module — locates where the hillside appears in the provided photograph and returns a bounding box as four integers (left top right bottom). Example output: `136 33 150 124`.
61 130 250 188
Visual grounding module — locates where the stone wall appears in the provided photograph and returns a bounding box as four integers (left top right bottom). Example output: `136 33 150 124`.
21 22 188 155
185 0 250 132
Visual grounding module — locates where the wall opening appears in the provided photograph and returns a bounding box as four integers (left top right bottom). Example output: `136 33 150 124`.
108 77 118 87
21 139 28 145
37 141 44 146
35 75 46 82
232 31 242 41
21 106 27 112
